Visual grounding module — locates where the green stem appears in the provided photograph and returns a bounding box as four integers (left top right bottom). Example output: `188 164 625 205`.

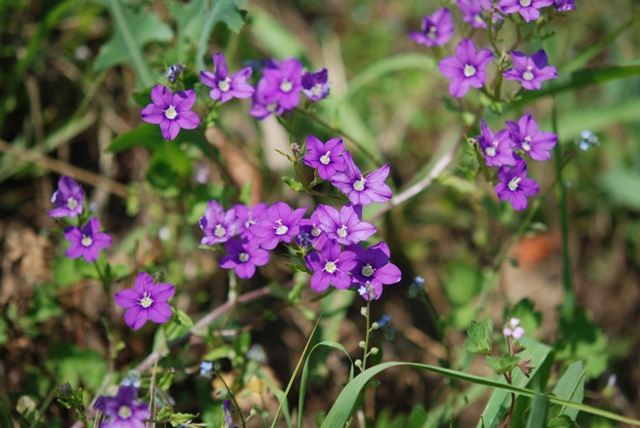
362 299 372 371
93 261 109 296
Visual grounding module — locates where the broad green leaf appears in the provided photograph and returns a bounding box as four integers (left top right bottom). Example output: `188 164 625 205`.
93 0 173 89
485 354 520 376
552 362 585 421
464 318 493 355
525 393 548 428
195 0 246 71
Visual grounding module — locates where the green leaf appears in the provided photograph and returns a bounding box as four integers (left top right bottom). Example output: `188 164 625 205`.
171 308 194 328
170 413 200 427
93 0 174 89
108 123 165 152
485 354 520 376
525 393 548 428
195 0 246 71
556 308 608 379
548 414 580 428
282 176 305 192
45 343 107 390
464 318 494 355
552 362 585 421
442 261 483 307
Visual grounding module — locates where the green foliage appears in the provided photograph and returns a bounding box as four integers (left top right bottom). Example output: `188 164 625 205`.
45 344 107 391
556 308 608 379
485 354 520 375
464 318 494 355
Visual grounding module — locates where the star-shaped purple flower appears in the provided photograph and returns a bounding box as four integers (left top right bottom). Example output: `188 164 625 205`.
494 160 540 211
348 241 402 300
305 240 358 292
63 217 112 262
234 202 268 241
94 385 149 428
315 204 376 246
554 0 575 11
141 85 200 140
260 58 303 111
498 0 554 22
301 68 330 102
438 39 494 98
505 114 557 161
330 151 392 206
298 210 328 250
457 0 495 29
199 200 239 246
114 271 175 330
219 238 270 279
49 176 84 218
409 8 454 47
251 202 307 250
503 50 557 90
303 135 345 180
200 53 255 103
477 119 517 167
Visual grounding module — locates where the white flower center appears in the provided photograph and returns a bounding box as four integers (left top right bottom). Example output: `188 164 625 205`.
275 219 289 235
522 66 534 81
139 292 154 308
218 77 231 92
81 234 93 247
474 14 485 25
214 224 227 238
239 252 249 263
320 151 331 165
337 225 348 238
485 147 496 157
353 177 366 192
280 79 293 93
463 64 477 78
508 177 522 191
324 261 337 273
311 224 322 237
427 25 437 40
118 405 132 419
164 105 178 119
519 0 532 6
311 83 323 96
362 264 374 277
522 136 532 151
67 197 78 210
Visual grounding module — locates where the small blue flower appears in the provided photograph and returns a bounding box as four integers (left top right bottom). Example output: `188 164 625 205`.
200 361 214 379
377 314 392 328
577 130 599 151
121 370 141 388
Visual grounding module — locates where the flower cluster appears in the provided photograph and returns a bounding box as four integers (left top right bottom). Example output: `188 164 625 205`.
198 134 400 300
49 176 112 263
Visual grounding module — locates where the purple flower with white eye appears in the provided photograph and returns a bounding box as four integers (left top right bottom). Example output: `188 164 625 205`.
114 272 175 330
199 200 238 246
494 160 540 211
438 39 494 98
554 0 575 11
330 151 392 206
251 202 307 250
49 176 84 218
200 53 255 103
301 68 330 101
348 241 402 300
141 86 200 140
409 8 454 47
457 0 495 29
94 385 149 428
298 210 328 250
305 240 358 292
498 0 554 22
260 58 303 110
315 204 376 246
303 135 345 180
505 114 557 161
503 50 557 90
234 203 268 240
219 238 270 279
63 217 112 262
477 119 517 167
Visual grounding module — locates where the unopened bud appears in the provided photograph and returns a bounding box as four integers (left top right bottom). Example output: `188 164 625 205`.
370 347 379 355
371 322 379 330
355 359 362 368
360 307 368 317
358 341 366 349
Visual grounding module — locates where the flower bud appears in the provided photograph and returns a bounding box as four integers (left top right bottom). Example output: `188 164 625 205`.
358 341 366 349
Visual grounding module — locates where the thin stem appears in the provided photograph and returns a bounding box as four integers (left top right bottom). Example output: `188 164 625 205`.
216 370 247 428
93 261 109 296
362 299 372 371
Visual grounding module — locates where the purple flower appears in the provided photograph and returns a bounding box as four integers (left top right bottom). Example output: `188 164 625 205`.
223 400 239 428
503 50 557 90
63 217 111 262
199 200 239 246
219 238 270 279
505 114 557 161
94 385 149 428
494 160 540 210
554 0 575 11
438 39 494 98
305 240 358 292
477 119 517 167
457 0 495 29
234 202 268 240
301 68 330 102
165 64 184 83
348 241 402 300
330 151 392 206
200 53 255 103
249 78 285 120
251 202 307 250
141 86 200 140
409 8 454 47
49 176 84 218
298 210 328 250
315 204 376 246
303 135 345 180
260 58 303 110
498 0 554 22
114 272 175 330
